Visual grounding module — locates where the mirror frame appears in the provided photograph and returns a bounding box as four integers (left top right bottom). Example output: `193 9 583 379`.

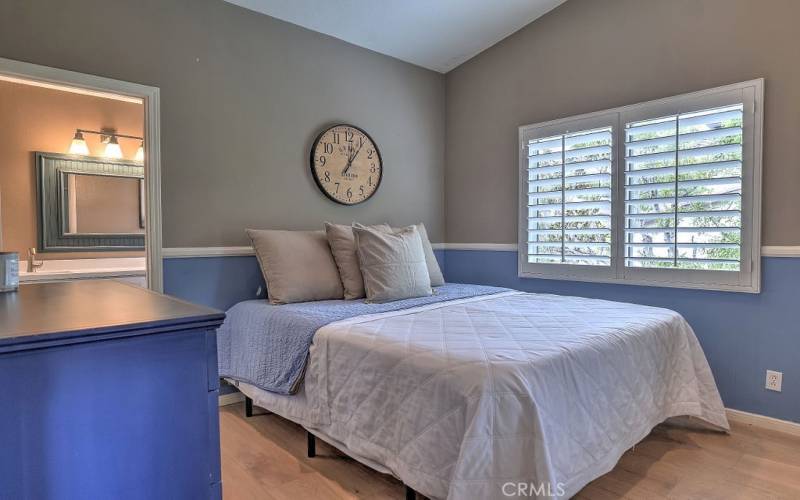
36 152 145 252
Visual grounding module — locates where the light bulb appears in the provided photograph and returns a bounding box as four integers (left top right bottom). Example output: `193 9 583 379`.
68 130 90 155
104 136 123 159
134 141 145 163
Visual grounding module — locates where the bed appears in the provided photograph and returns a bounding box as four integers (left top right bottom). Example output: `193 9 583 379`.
217 283 728 500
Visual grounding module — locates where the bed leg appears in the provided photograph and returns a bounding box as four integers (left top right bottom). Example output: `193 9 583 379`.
307 431 316 458
405 485 416 500
243 396 272 417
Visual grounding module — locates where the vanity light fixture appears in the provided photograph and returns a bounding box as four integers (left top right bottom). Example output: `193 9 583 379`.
68 130 90 155
103 135 124 159
134 140 145 163
67 128 144 162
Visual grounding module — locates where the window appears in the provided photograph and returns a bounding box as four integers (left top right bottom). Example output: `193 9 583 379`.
527 126 613 266
518 80 762 292
624 105 743 272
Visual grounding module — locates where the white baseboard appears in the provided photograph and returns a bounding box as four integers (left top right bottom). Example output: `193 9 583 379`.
726 408 800 437
218 392 245 407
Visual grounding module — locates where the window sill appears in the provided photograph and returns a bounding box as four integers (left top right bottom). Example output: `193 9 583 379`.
517 269 760 294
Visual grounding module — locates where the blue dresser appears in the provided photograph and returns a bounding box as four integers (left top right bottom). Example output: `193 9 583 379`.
0 280 226 500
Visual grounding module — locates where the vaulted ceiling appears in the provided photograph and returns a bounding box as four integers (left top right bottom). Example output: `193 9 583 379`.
224 0 567 73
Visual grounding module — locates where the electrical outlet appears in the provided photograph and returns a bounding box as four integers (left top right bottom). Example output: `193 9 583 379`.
766 370 782 392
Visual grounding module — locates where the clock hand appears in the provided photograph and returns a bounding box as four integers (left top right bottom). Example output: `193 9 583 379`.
350 140 365 162
343 141 365 175
342 150 353 175
340 145 351 176
342 140 364 175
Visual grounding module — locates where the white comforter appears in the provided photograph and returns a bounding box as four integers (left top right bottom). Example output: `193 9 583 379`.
239 291 728 499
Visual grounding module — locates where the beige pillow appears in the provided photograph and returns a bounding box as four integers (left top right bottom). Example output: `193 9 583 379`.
246 229 344 304
354 225 432 303
325 222 391 300
414 223 445 287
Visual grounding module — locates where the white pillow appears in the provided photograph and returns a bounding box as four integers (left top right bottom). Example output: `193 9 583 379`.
390 223 444 286
353 225 432 303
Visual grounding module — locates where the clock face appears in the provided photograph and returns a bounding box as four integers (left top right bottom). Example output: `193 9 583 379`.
310 124 382 205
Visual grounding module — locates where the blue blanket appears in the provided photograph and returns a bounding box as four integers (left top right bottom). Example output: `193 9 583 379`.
217 283 510 395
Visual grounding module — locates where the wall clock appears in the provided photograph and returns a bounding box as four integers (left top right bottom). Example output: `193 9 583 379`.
310 124 382 205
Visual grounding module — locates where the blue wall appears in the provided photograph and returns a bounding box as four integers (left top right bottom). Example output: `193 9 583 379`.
164 256 266 311
163 250 798 423
164 250 445 312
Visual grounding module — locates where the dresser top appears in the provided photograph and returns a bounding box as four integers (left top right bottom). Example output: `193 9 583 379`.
0 280 224 351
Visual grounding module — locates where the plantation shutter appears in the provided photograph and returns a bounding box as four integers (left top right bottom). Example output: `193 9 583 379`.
519 79 760 292
623 104 744 271
525 125 613 267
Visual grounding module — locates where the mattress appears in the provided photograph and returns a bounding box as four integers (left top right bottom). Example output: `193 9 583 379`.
233 290 728 500
218 283 508 394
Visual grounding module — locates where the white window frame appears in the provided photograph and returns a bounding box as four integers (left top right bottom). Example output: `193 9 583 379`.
518 112 620 282
518 79 763 293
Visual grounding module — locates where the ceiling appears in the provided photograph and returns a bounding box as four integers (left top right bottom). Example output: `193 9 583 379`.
224 0 567 73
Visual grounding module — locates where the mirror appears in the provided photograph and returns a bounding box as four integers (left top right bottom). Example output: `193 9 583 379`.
36 152 145 251
62 173 145 235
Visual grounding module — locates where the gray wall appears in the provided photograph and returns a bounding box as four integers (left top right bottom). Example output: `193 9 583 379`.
0 0 445 246
445 0 800 246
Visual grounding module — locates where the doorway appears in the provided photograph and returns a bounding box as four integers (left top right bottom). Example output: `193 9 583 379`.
0 57 162 291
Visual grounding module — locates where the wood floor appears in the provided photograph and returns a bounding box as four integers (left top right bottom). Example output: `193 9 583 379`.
219 403 800 499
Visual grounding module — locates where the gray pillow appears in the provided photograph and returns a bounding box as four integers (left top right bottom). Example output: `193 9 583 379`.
325 222 391 300
246 229 344 304
354 225 432 303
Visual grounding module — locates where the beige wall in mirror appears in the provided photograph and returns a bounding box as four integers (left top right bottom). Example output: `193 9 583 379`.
65 173 144 235
0 79 144 259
